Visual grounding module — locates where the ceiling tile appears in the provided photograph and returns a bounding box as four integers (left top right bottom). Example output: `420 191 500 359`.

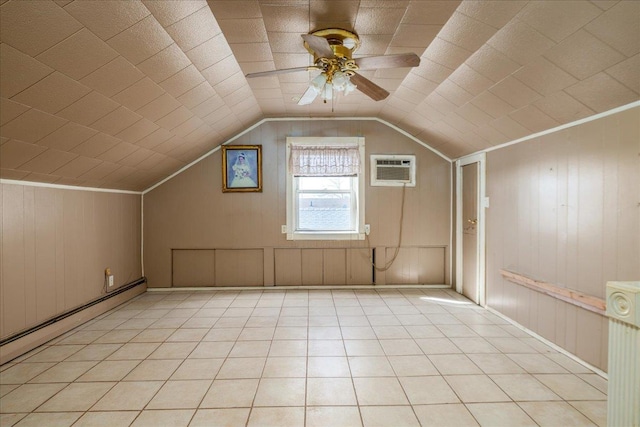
268 32 305 54
0 98 29 126
412 58 454 84
92 107 143 135
112 78 165 111
0 108 67 143
159 65 206 97
97 142 140 163
534 91 595 123
23 172 62 184
156 106 193 130
117 147 154 168
470 91 516 119
465 44 521 83
437 12 497 52
107 15 174 64
605 53 640 94
355 34 394 56
544 30 626 80
509 104 560 133
37 122 97 151
53 155 102 178
202 57 243 86
425 92 458 115
101 164 137 183
402 1 461 25
116 119 160 144
0 168 30 180
565 72 639 112
355 7 405 35
173 116 206 137
487 19 555 66
17 148 77 174
191 96 226 118
143 0 207 27
390 24 441 49
261 4 309 32
137 43 191 83
513 57 578 96
455 102 495 127
435 80 473 107
57 91 119 126
207 1 262 20
36 28 119 80
489 75 542 109
456 1 526 29
152 136 183 155
77 161 120 181
11 71 91 114
448 64 494 96
0 139 47 169
64 0 150 40
71 132 121 157
136 93 182 121
475 124 509 146
517 0 601 43
395 74 438 96
135 127 174 150
217 18 268 44
187 34 235 70
0 0 82 56
310 0 359 26
423 38 473 70
80 57 145 97
0 43 54 99
177 82 216 109
585 0 640 56
227 42 272 64
166 6 221 52
489 115 530 140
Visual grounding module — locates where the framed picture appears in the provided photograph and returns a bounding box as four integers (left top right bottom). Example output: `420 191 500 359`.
222 145 262 192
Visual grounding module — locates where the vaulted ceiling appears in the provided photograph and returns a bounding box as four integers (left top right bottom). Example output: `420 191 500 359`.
1 0 638 191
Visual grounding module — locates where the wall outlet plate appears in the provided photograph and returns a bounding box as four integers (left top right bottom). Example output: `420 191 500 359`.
281 225 287 234
107 275 114 288
365 224 371 235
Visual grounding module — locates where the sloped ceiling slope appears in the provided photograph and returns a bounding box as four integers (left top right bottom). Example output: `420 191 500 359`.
1 0 638 191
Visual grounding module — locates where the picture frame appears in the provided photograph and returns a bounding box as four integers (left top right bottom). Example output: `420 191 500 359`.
221 145 262 192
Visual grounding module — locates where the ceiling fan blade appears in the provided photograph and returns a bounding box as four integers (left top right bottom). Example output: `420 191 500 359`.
354 53 420 70
246 66 316 78
350 73 390 101
302 34 334 58
297 86 319 105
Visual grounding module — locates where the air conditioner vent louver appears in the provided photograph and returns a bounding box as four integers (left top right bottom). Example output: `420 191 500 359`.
370 155 416 187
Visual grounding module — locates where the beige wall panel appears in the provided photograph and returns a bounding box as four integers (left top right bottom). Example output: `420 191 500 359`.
485 106 640 371
384 247 446 284
143 120 452 288
172 249 215 287
418 247 446 284
323 249 347 285
1 183 142 339
274 248 302 286
346 248 373 285
301 249 323 285
215 249 264 286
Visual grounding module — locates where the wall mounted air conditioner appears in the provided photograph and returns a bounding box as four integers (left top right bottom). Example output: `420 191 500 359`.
370 154 416 187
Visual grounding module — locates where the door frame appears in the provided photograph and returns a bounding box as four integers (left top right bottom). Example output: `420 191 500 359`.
455 152 487 306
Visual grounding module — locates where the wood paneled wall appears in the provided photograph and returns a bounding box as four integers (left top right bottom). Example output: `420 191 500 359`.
485 107 640 371
0 184 141 339
144 120 452 288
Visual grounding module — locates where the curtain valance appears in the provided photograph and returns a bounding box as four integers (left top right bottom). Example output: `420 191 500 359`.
289 145 360 176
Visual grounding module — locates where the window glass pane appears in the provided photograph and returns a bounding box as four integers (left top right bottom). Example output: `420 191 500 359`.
298 176 351 191
297 192 352 231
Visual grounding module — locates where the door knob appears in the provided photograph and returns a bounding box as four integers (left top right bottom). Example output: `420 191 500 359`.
467 219 477 225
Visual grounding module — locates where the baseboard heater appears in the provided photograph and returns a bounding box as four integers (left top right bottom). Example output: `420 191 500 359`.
0 277 146 347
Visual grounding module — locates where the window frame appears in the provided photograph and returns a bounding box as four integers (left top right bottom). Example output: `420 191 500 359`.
285 136 365 241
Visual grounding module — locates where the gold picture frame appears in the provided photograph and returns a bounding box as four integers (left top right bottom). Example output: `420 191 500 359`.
221 145 262 192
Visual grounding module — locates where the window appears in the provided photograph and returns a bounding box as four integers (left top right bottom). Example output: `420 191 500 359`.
286 137 365 240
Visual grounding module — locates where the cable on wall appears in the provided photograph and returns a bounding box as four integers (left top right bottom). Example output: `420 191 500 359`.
366 183 407 273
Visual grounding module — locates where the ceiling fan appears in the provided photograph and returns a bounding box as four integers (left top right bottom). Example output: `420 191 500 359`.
245 28 420 106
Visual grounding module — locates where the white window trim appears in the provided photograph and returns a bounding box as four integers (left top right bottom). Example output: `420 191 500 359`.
286 136 365 241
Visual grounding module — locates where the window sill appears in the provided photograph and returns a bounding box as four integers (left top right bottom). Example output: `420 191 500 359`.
286 231 365 241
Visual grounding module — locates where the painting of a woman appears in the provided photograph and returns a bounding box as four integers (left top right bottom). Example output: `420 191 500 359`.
222 145 262 192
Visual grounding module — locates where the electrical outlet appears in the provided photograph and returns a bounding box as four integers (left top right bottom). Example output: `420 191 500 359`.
365 224 371 235
108 275 114 288
281 225 287 234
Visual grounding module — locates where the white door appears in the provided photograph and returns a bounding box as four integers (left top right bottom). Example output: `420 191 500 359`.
462 163 479 303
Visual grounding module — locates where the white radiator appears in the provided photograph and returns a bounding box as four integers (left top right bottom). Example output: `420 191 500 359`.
606 281 640 427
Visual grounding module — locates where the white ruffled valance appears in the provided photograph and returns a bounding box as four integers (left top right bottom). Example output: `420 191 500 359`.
289 145 360 176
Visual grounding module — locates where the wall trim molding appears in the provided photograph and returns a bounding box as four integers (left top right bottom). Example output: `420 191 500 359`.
455 100 640 161
485 306 608 379
141 117 452 195
0 179 142 194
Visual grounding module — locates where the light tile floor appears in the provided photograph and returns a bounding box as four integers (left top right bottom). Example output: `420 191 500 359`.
0 289 607 426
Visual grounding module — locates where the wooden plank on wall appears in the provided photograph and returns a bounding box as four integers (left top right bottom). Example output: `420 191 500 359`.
324 249 346 285
215 249 264 286
274 248 301 286
347 248 373 285
385 247 446 285
500 269 606 315
301 249 323 285
173 249 215 287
